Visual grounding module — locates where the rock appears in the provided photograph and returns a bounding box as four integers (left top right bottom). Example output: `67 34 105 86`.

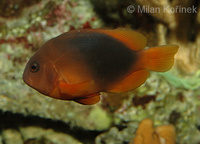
20 126 81 144
1 129 23 144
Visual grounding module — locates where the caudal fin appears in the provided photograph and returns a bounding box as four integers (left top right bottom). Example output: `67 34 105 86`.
144 44 179 72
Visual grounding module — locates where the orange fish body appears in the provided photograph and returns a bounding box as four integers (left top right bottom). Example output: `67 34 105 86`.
23 29 179 105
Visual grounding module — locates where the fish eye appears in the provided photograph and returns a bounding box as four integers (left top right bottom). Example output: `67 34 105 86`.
30 62 39 73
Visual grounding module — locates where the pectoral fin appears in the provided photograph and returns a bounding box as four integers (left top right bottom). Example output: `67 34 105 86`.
58 80 93 96
74 94 100 105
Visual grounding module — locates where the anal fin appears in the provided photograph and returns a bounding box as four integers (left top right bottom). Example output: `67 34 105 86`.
74 94 100 105
109 69 150 93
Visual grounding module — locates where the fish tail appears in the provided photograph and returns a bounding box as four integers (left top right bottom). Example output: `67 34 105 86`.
143 44 179 72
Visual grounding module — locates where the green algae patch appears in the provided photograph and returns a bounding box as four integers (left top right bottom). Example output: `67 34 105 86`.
88 107 112 131
159 71 200 90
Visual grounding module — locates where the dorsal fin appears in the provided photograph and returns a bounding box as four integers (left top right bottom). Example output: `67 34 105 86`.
95 29 147 51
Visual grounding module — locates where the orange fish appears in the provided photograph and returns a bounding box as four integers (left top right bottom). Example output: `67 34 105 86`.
23 29 178 105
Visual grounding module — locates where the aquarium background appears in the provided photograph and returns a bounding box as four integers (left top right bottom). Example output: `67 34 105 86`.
0 0 200 144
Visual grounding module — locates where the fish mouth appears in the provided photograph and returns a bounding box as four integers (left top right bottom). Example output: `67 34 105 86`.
22 71 39 93
23 75 35 91
23 76 49 96
23 71 32 86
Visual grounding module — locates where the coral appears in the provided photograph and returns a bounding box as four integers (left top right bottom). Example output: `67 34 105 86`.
96 71 200 144
0 0 104 143
0 0 42 19
129 119 176 144
90 0 200 74
0 0 200 144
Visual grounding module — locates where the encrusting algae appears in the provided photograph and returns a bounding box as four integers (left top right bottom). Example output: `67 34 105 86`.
1 0 199 143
